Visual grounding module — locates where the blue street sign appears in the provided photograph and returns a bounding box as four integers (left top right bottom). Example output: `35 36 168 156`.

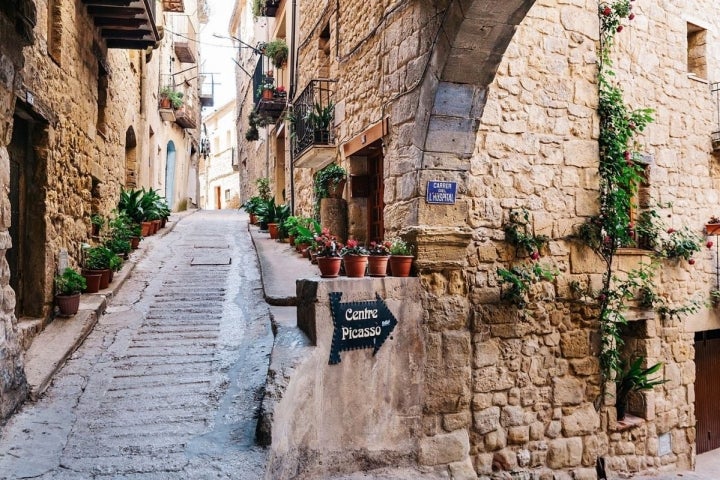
426 181 457 205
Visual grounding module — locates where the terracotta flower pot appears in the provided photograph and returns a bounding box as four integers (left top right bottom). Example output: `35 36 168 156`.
706 223 720 235
389 255 413 277
81 271 102 293
249 213 258 225
268 223 280 239
56 293 81 316
343 255 368 278
368 255 390 277
152 219 161 234
130 236 140 249
141 221 153 236
317 256 342 278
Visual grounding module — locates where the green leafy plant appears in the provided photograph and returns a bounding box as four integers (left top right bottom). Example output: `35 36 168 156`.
55 267 87 295
264 39 288 69
503 208 549 257
307 102 334 131
388 237 413 256
660 227 701 261
497 262 558 309
83 245 113 270
340 238 369 256
615 356 666 419
313 163 346 218
159 86 184 109
256 177 272 201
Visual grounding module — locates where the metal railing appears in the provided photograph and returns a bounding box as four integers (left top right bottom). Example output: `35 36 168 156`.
291 79 337 159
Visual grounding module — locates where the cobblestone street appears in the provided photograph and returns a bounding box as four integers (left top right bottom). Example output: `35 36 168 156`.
0 210 273 479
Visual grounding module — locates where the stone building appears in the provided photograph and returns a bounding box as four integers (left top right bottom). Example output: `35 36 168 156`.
236 0 720 478
0 0 207 420
199 99 240 209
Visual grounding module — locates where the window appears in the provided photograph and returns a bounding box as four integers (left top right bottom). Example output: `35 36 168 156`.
687 23 707 79
225 189 231 200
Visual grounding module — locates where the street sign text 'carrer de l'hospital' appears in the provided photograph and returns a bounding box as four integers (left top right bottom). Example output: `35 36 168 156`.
328 292 398 365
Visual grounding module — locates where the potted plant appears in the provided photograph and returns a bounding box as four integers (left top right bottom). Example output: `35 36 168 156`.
367 240 391 277
264 39 289 69
340 238 369 278
707 216 720 235
159 86 184 109
306 102 334 144
314 163 347 200
314 228 343 278
615 357 666 420
83 245 113 290
54 267 87 316
388 237 414 277
90 214 104 237
258 80 275 100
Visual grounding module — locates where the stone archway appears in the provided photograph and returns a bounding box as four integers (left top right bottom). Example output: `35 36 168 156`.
386 1 537 475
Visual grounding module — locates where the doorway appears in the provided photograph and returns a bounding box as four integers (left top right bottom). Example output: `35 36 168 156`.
8 110 48 318
165 141 176 209
215 186 221 210
695 329 720 453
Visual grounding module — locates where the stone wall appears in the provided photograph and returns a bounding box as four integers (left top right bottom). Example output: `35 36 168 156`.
260 0 720 477
0 1 34 421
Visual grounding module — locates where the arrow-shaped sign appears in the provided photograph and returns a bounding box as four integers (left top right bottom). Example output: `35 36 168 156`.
328 292 398 365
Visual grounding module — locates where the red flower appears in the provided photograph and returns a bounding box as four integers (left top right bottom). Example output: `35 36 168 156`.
707 241 714 249
667 228 675 234
689 258 696 265
617 25 624 32
530 251 540 261
603 6 612 15
628 13 635 20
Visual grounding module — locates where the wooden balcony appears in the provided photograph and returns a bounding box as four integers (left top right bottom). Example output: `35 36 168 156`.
82 0 160 49
174 105 197 129
171 15 196 63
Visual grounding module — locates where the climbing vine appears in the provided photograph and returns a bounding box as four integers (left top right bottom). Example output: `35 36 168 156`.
580 1 651 391
585 2 701 397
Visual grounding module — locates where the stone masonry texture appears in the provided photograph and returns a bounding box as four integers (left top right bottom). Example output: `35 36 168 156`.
234 0 720 477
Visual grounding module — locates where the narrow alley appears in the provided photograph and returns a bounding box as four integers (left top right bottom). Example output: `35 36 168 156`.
0 210 273 479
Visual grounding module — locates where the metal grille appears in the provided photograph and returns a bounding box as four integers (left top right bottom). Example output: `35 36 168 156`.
695 330 720 453
291 79 336 159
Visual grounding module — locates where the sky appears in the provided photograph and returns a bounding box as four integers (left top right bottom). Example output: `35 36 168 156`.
199 0 238 111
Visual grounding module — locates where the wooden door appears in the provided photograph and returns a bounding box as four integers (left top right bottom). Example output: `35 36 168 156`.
695 330 720 453
215 186 221 210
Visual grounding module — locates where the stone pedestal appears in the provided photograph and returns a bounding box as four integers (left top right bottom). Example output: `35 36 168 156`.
320 197 347 242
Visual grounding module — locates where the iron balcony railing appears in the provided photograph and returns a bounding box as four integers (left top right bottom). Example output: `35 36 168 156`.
291 79 337 159
712 82 720 146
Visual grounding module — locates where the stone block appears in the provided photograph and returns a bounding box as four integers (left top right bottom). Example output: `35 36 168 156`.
473 406 500 435
484 428 507 451
561 403 600 436
419 429 470 466
553 376 585 406
560 330 590 358
569 243 604 274
547 437 583 468
492 448 518 471
443 411 471 432
501 405 525 427
507 425 529 444
473 340 500 368
448 458 477 480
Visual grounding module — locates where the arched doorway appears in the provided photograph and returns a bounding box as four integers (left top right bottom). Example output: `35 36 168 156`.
165 141 176 209
125 126 137 188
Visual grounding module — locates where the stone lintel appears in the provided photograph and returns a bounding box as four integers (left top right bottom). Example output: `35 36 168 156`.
404 226 473 271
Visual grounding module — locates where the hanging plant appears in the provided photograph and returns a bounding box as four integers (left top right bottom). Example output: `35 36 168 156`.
264 39 289 69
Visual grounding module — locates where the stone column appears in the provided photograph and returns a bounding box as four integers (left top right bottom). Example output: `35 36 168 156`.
320 197 347 243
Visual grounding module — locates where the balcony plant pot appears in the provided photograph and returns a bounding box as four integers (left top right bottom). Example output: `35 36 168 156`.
55 293 81 317
326 178 346 199
706 223 720 235
317 256 342 278
389 255 413 277
368 255 390 277
81 271 102 293
268 222 280 239
262 89 273 100
159 96 172 109
343 255 368 278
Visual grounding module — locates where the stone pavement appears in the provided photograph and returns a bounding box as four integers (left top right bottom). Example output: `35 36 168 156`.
0 210 273 479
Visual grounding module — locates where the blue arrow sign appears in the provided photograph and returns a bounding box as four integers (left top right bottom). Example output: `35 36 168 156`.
328 292 398 365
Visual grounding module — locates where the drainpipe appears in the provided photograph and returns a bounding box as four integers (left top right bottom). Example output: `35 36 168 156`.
288 0 297 214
